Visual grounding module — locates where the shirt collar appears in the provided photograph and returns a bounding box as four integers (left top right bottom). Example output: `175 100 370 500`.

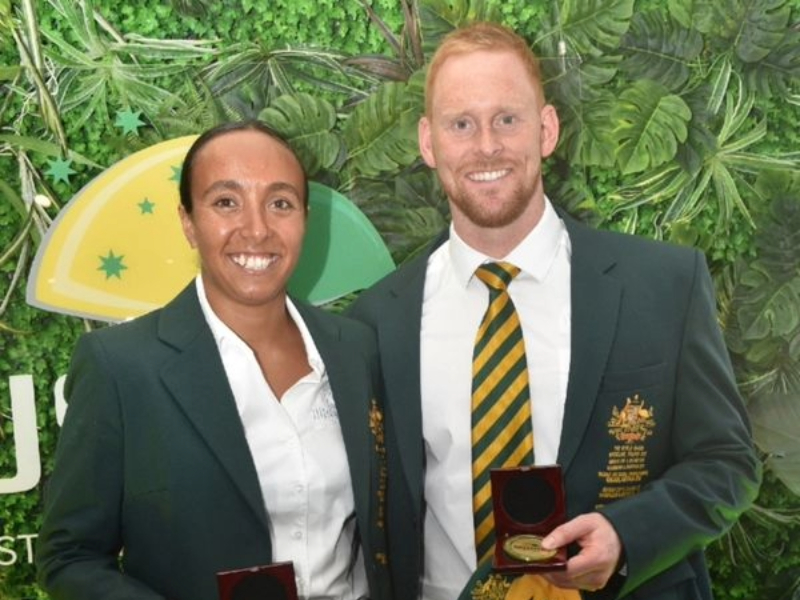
449 196 568 287
194 275 325 375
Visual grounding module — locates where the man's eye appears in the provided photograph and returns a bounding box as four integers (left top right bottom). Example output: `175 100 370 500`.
497 115 516 127
453 119 471 131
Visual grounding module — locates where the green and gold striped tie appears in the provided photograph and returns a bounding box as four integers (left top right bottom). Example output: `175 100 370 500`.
471 261 534 563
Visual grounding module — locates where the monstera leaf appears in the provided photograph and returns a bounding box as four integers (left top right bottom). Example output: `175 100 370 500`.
613 80 692 175
341 80 422 179
726 191 800 492
693 0 791 63
556 89 618 169
750 392 800 496
558 0 634 58
349 169 447 263
619 11 703 92
731 0 791 63
259 93 343 177
736 267 800 343
742 28 800 98
418 0 502 55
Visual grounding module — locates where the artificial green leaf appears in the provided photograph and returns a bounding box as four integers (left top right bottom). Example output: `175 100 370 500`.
0 134 103 167
740 275 800 340
707 56 734 115
0 178 27 221
0 64 19 80
342 81 421 179
345 55 411 81
419 0 502 56
694 0 789 62
258 93 343 177
619 11 703 91
614 80 691 174
742 29 800 98
675 89 717 176
0 0 10 23
557 90 618 168
206 45 369 104
709 158 750 227
749 392 800 496
559 0 634 57
348 170 447 264
732 194 800 343
733 0 790 63
38 0 206 124
541 49 619 110
666 0 694 29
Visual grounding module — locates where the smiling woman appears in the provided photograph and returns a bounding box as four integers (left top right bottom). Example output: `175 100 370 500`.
178 124 308 329
177 124 310 396
35 121 393 600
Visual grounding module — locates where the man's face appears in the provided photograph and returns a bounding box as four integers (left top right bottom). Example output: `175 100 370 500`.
179 129 307 316
419 49 559 235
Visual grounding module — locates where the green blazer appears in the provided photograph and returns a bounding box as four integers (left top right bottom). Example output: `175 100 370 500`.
36 283 392 600
348 212 761 600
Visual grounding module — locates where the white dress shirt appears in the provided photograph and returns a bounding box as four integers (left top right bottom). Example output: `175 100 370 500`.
196 276 367 600
419 199 572 600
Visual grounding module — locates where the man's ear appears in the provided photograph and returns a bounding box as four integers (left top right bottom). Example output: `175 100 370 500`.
540 104 560 159
418 116 437 168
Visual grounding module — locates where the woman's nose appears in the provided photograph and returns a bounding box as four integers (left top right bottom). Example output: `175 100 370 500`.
241 203 272 239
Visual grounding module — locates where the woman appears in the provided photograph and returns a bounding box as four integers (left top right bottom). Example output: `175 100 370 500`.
36 121 391 600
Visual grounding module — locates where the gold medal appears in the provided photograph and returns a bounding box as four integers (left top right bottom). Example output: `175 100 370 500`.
502 534 557 562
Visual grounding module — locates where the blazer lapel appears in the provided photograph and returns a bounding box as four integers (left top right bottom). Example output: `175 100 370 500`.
558 216 622 473
380 251 434 515
156 284 270 531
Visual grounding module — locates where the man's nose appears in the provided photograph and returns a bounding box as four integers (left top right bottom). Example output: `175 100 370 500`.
477 126 502 156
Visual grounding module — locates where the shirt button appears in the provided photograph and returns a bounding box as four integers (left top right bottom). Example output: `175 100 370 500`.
295 484 304 494
292 531 303 539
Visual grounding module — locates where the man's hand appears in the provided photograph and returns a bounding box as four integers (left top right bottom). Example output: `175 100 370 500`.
540 512 623 592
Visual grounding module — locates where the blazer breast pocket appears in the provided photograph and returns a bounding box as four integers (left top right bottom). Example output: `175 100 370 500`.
599 362 668 394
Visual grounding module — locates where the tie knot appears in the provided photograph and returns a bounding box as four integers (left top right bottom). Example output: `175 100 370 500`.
475 262 520 291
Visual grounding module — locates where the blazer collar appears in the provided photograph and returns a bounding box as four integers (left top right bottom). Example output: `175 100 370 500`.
558 213 622 472
381 232 446 511
156 284 271 531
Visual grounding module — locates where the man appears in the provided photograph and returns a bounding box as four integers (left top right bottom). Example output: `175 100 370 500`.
348 21 761 600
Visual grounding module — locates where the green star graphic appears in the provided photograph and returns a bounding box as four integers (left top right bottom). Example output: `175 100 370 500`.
138 198 155 214
169 165 182 183
98 250 128 279
114 109 145 135
46 158 77 184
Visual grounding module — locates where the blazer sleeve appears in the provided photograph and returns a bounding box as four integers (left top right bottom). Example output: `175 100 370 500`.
36 333 165 600
599 251 762 597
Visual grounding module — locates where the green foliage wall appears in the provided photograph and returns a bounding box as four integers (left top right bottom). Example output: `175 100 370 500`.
2 1 799 599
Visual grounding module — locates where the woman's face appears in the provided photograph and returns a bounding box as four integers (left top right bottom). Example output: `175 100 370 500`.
179 129 307 315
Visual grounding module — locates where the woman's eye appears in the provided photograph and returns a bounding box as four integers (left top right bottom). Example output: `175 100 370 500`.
271 198 297 211
214 196 237 209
